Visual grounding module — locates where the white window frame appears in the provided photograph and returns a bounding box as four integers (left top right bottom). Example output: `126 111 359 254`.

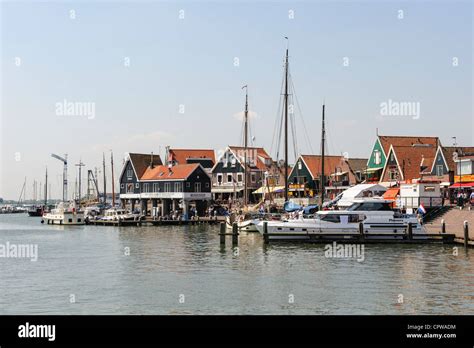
164 183 171 192
436 165 443 177
217 174 223 184
374 150 381 165
195 182 201 192
227 174 233 183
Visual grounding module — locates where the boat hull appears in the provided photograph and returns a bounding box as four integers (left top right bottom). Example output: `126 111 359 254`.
256 219 427 241
42 212 85 225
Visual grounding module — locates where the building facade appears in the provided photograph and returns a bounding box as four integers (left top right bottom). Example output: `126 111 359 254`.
119 153 211 218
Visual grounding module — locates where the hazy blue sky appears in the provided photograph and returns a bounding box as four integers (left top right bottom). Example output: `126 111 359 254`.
1 0 472 200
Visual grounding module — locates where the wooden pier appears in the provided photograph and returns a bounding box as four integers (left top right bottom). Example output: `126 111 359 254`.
87 216 224 227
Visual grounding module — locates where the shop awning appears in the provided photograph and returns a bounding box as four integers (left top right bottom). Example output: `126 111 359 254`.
449 182 474 189
253 185 285 194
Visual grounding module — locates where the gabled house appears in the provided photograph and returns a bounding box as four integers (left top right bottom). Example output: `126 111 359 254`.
140 163 211 217
426 146 474 185
119 153 163 198
211 146 273 203
167 148 215 173
288 155 353 198
366 135 440 182
380 144 437 184
119 153 211 218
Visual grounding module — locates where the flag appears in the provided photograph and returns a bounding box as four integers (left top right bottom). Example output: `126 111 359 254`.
417 204 426 214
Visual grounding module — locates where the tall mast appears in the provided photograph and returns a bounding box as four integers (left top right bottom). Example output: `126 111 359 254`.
111 151 115 207
102 153 107 205
243 85 248 207
75 160 85 206
44 168 48 206
284 43 289 202
319 104 326 208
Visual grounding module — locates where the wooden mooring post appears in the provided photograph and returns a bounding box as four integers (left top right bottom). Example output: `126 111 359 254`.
358 222 365 240
441 219 446 234
219 222 226 245
232 222 239 246
407 222 413 240
464 221 469 248
263 221 269 244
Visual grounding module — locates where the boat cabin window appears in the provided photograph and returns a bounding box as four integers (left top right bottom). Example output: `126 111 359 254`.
347 202 392 211
320 214 363 223
320 215 340 223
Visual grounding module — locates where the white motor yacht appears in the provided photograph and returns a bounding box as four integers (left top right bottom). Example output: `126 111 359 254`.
256 198 425 241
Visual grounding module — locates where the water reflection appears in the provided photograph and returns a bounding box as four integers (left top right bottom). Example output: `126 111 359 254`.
0 214 473 315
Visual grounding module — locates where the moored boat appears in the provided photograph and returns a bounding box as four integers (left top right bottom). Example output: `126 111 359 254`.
42 202 85 225
256 198 426 241
101 208 141 222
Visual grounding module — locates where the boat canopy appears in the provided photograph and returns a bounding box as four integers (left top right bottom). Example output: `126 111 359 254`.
283 201 302 212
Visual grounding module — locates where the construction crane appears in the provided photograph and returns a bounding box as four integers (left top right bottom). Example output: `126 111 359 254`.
51 153 68 202
87 169 100 203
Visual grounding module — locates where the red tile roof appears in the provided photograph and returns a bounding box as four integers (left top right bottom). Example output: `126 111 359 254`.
129 153 163 178
168 149 215 165
299 155 350 178
389 145 437 180
141 163 200 180
378 135 439 155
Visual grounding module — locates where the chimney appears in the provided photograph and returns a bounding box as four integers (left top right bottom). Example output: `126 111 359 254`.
149 152 155 169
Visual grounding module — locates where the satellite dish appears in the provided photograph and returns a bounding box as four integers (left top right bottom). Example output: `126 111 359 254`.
278 159 285 167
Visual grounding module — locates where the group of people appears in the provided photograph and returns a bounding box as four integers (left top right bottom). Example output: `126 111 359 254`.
456 191 474 210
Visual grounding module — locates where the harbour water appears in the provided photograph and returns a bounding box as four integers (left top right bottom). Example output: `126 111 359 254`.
0 214 473 315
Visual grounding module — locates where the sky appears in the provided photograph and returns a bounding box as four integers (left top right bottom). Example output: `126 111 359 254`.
1 0 472 200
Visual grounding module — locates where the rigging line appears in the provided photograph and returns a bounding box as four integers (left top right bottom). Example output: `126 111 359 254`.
290 96 299 164
289 72 314 155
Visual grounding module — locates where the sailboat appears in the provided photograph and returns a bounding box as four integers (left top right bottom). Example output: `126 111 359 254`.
225 85 261 232
227 41 294 231
28 169 49 216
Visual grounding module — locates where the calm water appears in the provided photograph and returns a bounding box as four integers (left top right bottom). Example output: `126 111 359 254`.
0 214 473 315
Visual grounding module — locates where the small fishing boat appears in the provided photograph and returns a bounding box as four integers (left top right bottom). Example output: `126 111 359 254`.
42 201 85 225
101 208 141 222
28 205 45 217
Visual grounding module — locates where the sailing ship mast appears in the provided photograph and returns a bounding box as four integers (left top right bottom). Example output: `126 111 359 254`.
284 40 289 202
243 85 248 207
319 104 326 208
111 151 115 207
102 153 107 205
44 168 48 206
